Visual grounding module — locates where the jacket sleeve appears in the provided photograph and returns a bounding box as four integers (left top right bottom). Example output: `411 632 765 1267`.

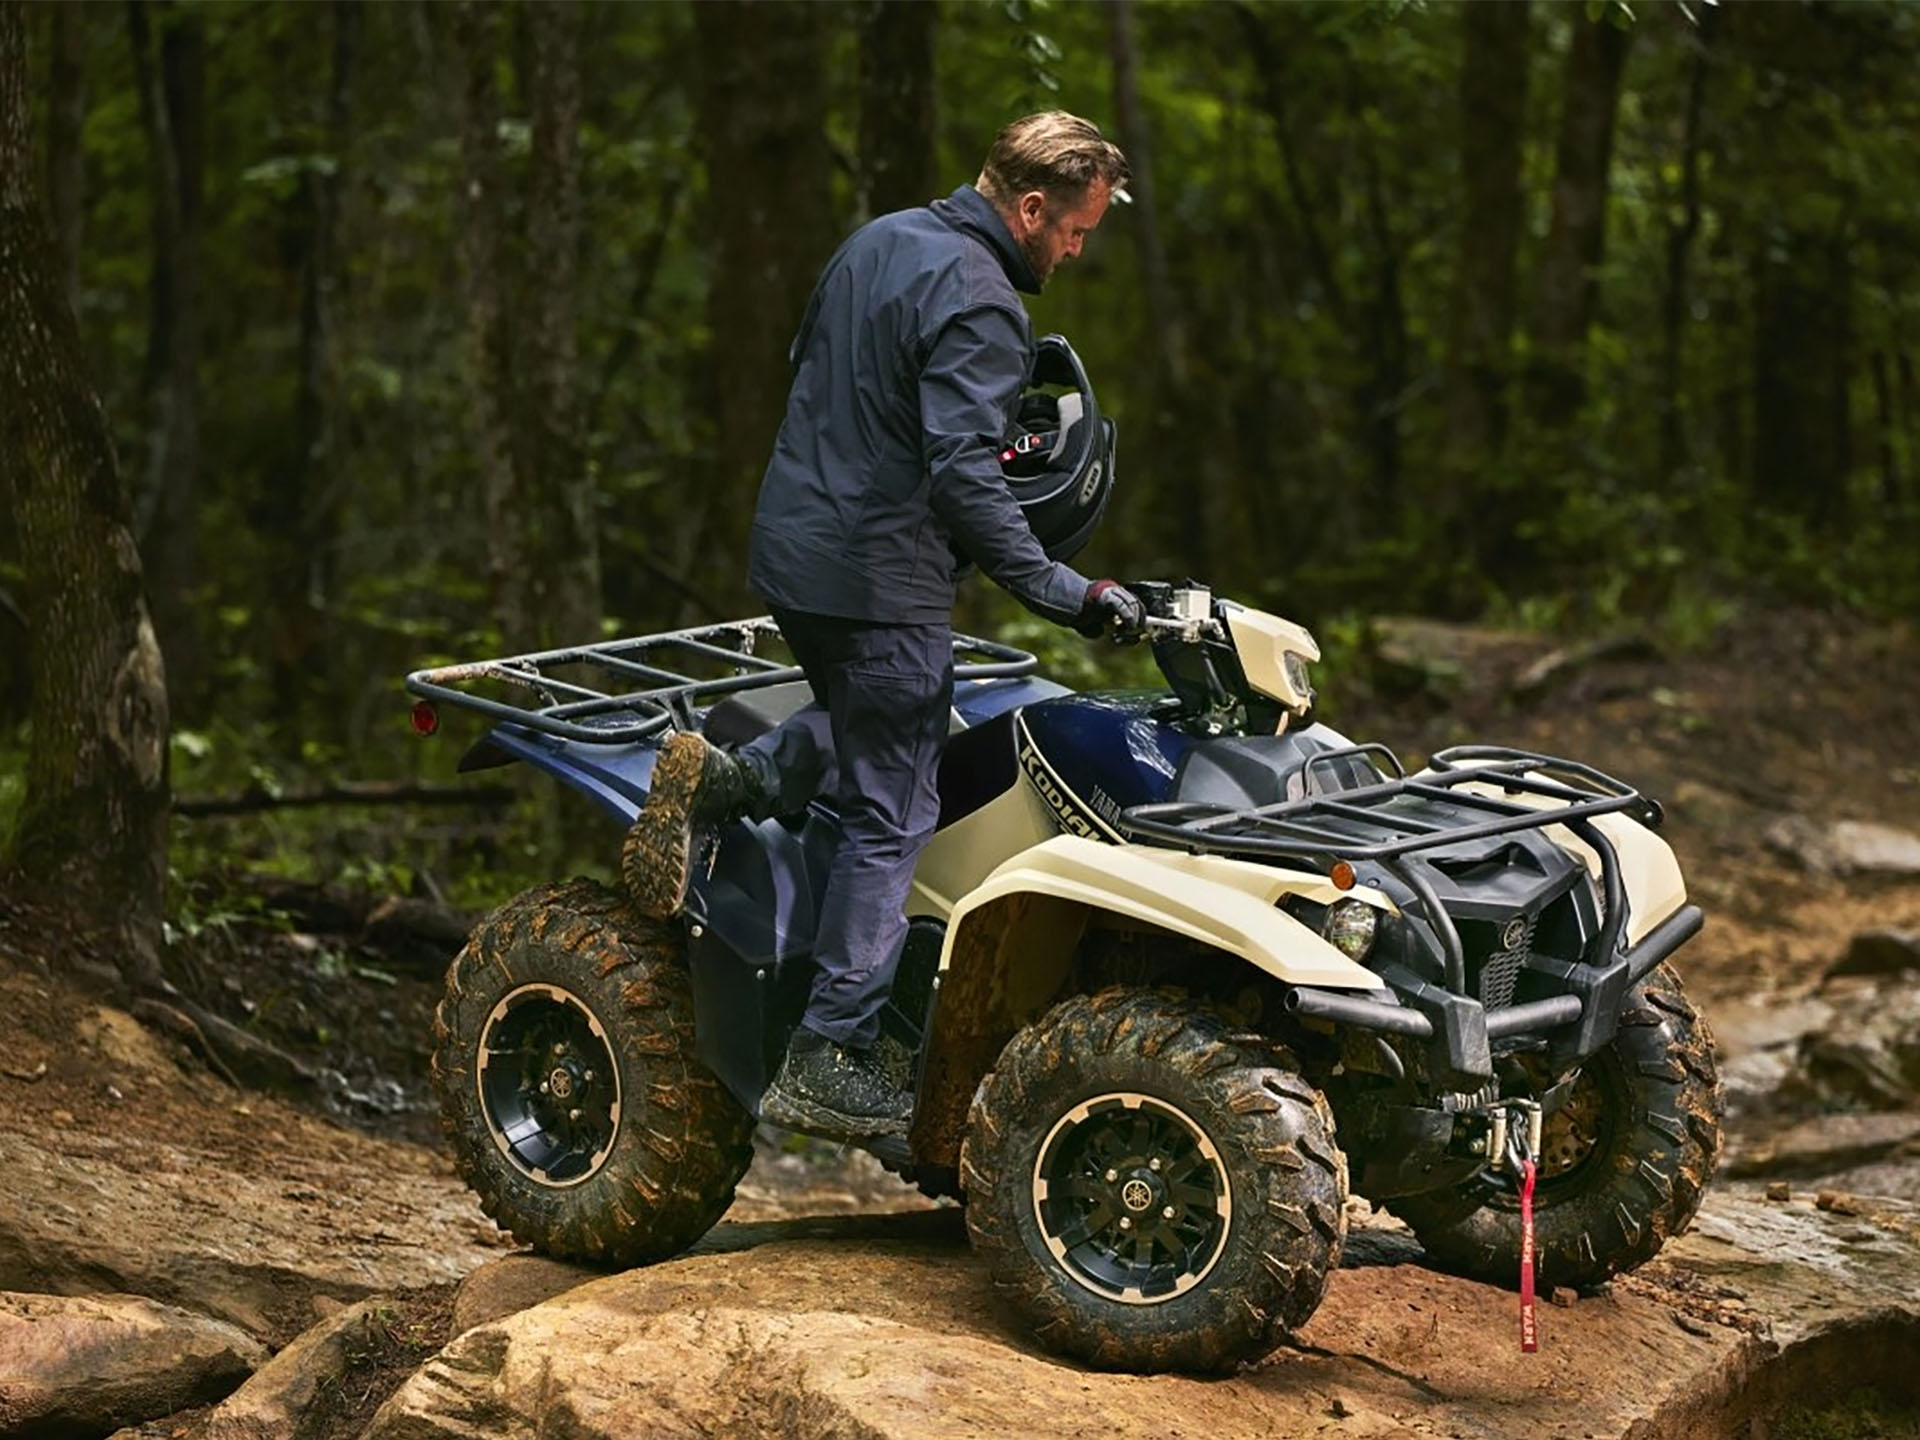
921 306 1092 626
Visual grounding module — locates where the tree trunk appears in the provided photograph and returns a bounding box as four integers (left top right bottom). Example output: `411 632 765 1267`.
1441 0 1530 475
126 0 204 704
449 0 535 652
1526 9 1634 432
858 0 936 220
1659 10 1714 480
527 0 598 650
691 0 835 612
44 0 83 308
1870 349 1896 508
0 0 170 986
1234 2 1348 329
1346 58 1409 519
269 0 359 723
1751 234 1852 530
1107 0 1217 577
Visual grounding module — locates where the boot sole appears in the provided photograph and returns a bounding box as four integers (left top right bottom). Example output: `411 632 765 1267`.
620 730 709 920
760 1079 911 1142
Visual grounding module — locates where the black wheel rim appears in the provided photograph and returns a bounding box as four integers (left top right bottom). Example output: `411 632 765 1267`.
477 983 622 1187
1032 1092 1231 1305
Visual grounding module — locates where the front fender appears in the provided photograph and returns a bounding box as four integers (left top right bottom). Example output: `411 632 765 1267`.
941 834 1390 990
909 835 1390 1168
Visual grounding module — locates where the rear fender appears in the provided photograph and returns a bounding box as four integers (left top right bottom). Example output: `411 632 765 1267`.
461 726 658 825
908 834 1389 1167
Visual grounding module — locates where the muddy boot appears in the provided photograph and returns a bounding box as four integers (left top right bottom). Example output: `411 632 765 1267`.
759 1029 914 1141
621 730 755 919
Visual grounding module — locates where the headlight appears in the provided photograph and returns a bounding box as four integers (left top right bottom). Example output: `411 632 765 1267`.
1282 651 1314 706
1321 899 1378 961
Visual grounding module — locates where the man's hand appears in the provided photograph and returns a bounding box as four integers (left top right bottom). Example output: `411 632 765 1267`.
1077 579 1145 642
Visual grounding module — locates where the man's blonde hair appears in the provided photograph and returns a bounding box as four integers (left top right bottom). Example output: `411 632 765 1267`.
976 110 1130 209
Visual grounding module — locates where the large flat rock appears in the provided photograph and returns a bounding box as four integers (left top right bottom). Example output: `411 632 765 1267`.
366 1184 1920 1440
0 1004 506 1343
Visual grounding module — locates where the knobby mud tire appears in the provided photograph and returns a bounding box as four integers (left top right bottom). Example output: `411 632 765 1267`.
961 987 1348 1374
1387 962 1723 1290
432 879 754 1265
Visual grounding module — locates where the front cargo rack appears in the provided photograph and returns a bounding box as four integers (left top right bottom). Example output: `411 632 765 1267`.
1121 745 1661 1002
1119 745 1657 865
404 617 1039 746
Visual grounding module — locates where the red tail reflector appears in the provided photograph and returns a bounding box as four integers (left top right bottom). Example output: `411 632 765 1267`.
410 700 440 736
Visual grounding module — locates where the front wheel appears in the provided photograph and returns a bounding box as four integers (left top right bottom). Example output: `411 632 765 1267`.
961 988 1347 1374
1387 962 1722 1289
432 879 754 1265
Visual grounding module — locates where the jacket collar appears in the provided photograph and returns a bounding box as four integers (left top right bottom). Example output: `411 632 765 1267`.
931 184 1041 296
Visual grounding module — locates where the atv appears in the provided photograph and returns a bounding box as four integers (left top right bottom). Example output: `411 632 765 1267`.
405 583 1722 1373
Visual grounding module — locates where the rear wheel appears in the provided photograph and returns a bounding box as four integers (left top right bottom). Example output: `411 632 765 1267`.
962 988 1346 1373
433 879 754 1264
1387 962 1722 1289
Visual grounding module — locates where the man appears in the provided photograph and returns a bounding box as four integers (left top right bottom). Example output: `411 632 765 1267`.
623 110 1143 1142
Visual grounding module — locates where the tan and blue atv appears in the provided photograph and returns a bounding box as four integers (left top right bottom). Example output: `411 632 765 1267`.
406 582 1721 1373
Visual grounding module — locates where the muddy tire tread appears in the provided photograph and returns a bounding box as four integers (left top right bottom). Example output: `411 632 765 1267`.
1385 962 1723 1290
432 879 753 1267
962 987 1347 1373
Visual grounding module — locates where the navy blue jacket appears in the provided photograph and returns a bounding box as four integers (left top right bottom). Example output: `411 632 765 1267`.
747 185 1093 627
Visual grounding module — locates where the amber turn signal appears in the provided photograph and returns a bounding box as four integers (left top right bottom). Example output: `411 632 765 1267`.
1330 860 1356 891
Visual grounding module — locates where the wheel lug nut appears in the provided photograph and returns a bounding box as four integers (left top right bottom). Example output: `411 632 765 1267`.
1119 1216 1132 1230
539 1082 550 1095
1149 1157 1162 1172
583 1070 595 1083
1104 1169 1118 1183
1163 1205 1176 1220
569 1108 582 1122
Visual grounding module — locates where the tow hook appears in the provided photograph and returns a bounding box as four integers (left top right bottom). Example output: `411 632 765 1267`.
1488 1099 1543 1176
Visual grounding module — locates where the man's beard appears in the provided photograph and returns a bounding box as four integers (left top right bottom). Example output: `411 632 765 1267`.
1019 228 1054 289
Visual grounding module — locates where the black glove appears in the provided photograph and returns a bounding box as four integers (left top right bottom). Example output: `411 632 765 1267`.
1076 579 1146 642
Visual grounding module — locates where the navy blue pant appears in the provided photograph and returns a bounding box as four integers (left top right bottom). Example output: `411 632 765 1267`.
734 609 953 1051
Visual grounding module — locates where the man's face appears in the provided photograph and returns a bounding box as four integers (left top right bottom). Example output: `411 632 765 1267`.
1012 178 1113 288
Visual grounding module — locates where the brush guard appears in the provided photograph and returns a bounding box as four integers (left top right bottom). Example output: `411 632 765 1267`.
1120 746 1700 1082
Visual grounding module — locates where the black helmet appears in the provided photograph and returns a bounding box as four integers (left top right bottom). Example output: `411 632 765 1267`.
999 334 1116 564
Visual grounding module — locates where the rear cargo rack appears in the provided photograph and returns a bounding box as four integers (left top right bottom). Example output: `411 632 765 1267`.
404 617 1038 746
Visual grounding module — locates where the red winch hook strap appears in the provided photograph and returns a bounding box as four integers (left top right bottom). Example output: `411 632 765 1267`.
1518 1157 1539 1353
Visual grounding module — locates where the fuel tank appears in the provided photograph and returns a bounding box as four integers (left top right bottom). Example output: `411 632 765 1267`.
1014 693 1372 839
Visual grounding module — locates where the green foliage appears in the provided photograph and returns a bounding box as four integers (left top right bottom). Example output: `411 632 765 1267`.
13 0 1920 904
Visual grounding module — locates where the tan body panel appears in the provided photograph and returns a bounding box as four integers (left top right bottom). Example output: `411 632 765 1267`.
942 835 1387 991
907 835 1392 1169
1443 774 1686 944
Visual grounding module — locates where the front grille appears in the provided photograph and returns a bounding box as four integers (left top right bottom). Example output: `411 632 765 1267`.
1467 912 1536 1010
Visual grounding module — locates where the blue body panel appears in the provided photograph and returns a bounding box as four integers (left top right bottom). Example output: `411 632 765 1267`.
1018 691 1195 829
477 672 1072 826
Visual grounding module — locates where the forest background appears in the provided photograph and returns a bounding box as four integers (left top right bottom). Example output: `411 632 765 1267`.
3 0 1919 992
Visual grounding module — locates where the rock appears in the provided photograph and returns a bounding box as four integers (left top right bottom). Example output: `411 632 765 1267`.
364 1189 1920 1440
1766 817 1920 876
1728 1111 1920 1180
1766 1182 1792 1201
1816 1190 1867 1216
1829 821 1920 875
0 1008 501 1343
1828 930 1920 980
1773 978 1920 1111
0 1290 266 1436
200 1298 388 1440
450 1254 597 1336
